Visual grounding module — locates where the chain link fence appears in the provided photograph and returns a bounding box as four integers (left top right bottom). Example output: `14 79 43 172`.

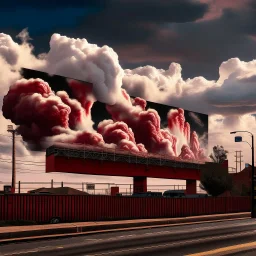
0 180 206 195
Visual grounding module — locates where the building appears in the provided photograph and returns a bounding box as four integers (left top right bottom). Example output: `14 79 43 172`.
28 187 89 195
229 164 254 196
218 164 254 196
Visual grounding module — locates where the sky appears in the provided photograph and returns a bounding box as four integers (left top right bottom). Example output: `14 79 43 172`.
0 0 256 192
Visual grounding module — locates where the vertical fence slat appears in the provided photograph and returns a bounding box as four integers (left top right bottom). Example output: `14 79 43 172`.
0 195 250 223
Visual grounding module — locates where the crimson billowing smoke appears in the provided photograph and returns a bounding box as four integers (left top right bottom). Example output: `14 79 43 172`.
2 69 207 162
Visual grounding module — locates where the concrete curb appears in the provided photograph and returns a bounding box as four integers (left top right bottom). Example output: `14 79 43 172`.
0 212 250 242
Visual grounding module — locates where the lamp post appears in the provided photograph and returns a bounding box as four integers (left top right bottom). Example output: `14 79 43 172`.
230 131 255 218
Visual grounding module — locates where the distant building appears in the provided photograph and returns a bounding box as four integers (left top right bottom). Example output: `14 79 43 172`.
219 164 255 196
28 187 89 195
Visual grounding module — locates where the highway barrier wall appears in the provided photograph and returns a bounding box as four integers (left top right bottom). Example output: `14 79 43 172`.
0 195 250 224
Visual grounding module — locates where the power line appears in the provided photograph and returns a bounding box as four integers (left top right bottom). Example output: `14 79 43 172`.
16 172 43 174
0 134 12 138
17 167 44 171
16 155 43 158
0 168 44 172
0 160 45 165
0 160 45 166
0 133 23 138
0 157 45 164
17 159 44 163
4 155 44 159
0 168 44 173
0 171 44 175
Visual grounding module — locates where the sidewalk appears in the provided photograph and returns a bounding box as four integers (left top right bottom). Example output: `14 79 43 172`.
0 212 250 243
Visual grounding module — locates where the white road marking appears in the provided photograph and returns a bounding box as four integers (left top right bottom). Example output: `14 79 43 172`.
1 220 255 256
86 230 256 256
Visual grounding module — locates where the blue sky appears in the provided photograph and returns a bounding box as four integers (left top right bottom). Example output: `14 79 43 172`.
1 0 255 79
0 7 93 34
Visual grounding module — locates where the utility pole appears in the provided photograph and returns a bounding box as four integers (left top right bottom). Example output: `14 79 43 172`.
239 151 243 172
235 150 243 173
7 125 16 194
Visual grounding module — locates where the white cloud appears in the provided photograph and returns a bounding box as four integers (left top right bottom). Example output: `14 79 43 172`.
0 29 256 188
123 58 256 116
40 33 124 105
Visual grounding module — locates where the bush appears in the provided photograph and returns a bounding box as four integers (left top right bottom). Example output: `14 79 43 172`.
199 162 233 197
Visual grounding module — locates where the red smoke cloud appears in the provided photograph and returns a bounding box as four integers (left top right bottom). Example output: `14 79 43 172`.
97 119 147 153
160 129 178 156
2 78 206 162
2 78 94 144
106 90 178 156
2 78 52 118
190 131 205 160
167 108 190 143
3 79 70 141
106 89 206 160
179 145 196 160
52 127 104 146
68 79 95 116
57 91 87 130
98 120 136 144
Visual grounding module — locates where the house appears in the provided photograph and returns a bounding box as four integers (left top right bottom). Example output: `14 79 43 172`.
28 187 89 195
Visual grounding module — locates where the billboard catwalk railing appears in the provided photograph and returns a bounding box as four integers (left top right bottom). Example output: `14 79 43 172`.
0 195 250 223
46 142 205 170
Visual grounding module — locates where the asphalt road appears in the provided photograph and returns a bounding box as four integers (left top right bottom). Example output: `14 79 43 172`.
1 218 256 256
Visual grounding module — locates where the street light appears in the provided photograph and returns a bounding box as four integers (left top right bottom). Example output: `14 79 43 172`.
230 130 255 218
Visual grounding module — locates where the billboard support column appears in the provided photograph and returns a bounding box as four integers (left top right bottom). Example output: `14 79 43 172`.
186 180 196 194
133 177 147 193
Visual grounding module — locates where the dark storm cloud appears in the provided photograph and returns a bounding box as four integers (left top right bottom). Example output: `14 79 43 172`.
55 0 255 80
1 0 255 80
236 0 256 36
119 4 256 80
145 8 256 79
54 0 208 46
0 0 208 61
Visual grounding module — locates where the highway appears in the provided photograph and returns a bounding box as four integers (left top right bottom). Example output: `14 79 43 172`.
1 218 256 256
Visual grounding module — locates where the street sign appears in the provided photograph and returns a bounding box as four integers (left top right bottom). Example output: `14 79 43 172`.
86 183 95 190
235 136 242 142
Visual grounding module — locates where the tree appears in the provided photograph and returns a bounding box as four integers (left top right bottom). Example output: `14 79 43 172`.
209 145 228 164
199 162 233 196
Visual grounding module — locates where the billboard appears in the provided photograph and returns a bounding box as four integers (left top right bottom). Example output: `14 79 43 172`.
2 68 208 162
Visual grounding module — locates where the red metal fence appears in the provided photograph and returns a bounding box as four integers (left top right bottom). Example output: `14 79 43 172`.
0 195 250 224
